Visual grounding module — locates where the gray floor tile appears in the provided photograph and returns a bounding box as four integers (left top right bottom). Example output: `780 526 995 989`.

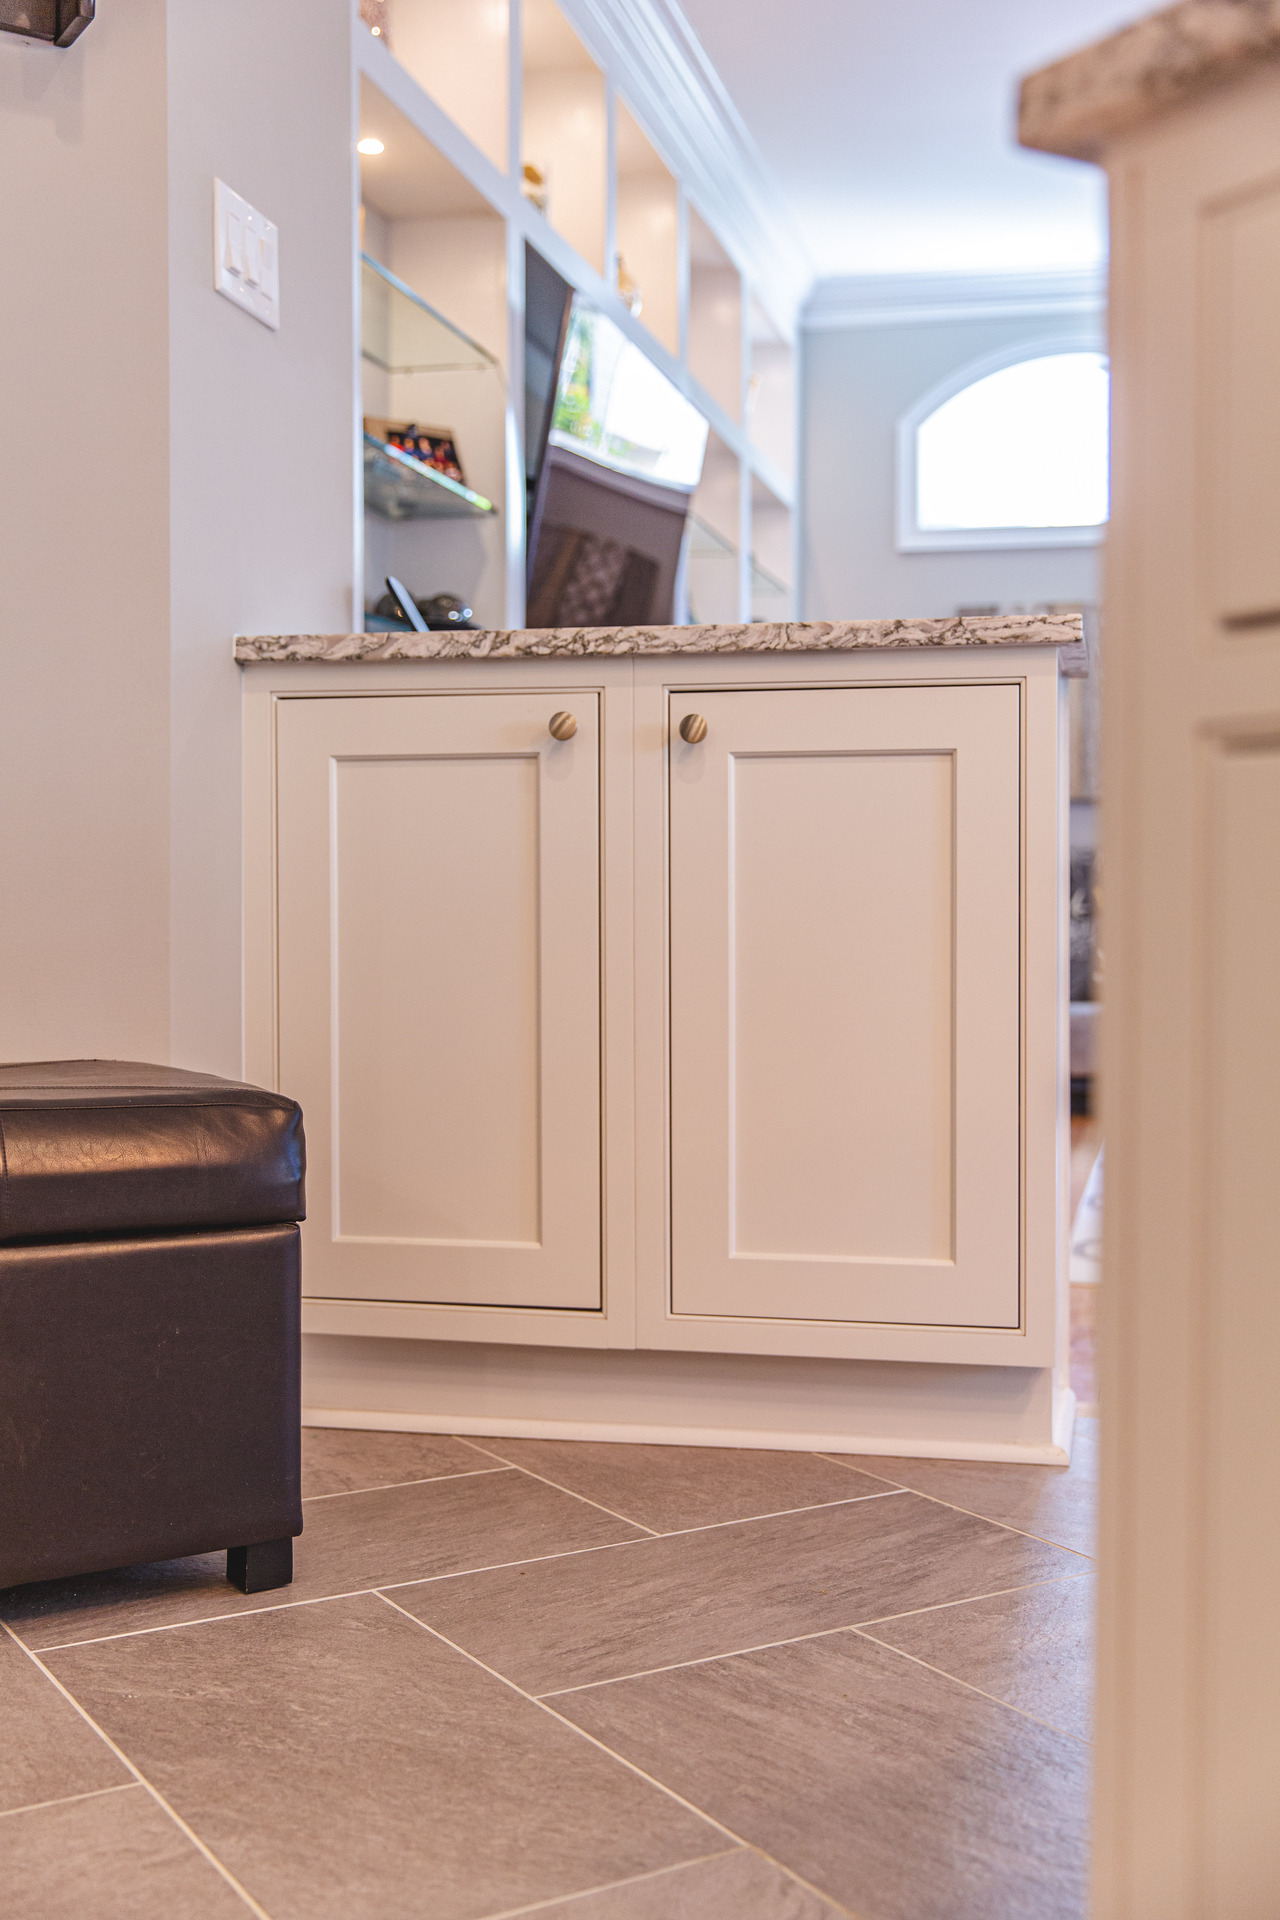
557 1632 1090 1920
395 1490 1084 1694
303 1424 491 1498
2 1470 648 1652
45 1592 721 1920
470 1437 889 1533
828 1417 1099 1557
0 1785 249 1919
862 1574 1096 1742
519 1847 848 1918
0 1632 129 1813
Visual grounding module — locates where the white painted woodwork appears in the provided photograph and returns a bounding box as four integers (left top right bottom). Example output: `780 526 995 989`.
668 684 1021 1328
1202 178 1280 629
1067 63 1280 1920
301 1330 1072 1463
352 12 798 640
275 690 601 1309
245 645 1066 1431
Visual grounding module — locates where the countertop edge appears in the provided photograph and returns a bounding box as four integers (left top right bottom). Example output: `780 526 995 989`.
1019 0 1280 160
234 615 1086 666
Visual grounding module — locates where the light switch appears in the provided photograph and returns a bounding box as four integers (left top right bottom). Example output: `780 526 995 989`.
213 179 279 331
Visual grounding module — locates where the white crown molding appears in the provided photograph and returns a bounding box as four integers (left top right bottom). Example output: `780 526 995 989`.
804 265 1108 332
556 0 814 336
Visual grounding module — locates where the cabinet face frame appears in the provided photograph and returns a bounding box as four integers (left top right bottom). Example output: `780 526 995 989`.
244 645 1067 1367
243 656 638 1349
634 648 1068 1367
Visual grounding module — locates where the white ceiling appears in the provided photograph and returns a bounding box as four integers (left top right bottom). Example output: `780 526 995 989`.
675 0 1147 277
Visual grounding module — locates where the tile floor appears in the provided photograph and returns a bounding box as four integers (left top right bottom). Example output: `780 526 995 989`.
1 1423 1097 1920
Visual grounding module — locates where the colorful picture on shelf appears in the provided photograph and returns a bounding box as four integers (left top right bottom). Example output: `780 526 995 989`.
364 418 467 488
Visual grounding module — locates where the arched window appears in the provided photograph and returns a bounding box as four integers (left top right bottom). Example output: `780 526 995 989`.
897 344 1109 551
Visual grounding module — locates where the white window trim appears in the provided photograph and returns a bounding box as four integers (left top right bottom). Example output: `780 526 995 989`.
895 333 1108 553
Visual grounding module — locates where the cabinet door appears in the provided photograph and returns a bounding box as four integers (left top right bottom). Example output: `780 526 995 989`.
276 692 600 1309
670 683 1021 1328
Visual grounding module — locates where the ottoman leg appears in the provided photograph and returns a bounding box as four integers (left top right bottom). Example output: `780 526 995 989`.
227 1538 294 1594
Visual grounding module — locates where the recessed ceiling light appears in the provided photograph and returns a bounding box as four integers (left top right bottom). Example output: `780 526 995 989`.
357 137 385 156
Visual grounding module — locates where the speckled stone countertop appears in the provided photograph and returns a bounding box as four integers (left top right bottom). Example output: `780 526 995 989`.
235 613 1084 665
1020 0 1280 159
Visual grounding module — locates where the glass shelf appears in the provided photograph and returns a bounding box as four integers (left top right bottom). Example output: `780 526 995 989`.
688 515 734 562
687 516 785 595
361 254 499 377
363 432 496 520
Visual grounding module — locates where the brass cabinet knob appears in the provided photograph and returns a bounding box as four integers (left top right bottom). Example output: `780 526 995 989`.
548 711 577 740
679 713 708 744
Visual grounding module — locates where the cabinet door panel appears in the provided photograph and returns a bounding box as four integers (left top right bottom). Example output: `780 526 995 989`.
670 683 1020 1328
277 692 600 1309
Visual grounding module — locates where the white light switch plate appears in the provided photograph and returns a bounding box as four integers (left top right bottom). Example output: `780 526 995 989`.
213 179 279 331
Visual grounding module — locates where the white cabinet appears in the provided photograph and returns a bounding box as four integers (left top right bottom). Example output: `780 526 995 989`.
274 689 602 1310
247 644 1066 1373
668 684 1021 1328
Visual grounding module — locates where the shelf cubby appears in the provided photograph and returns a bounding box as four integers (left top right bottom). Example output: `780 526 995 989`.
384 0 509 171
750 471 793 621
687 206 742 423
748 297 796 487
686 429 743 623
614 100 679 357
358 77 508 626
522 0 607 274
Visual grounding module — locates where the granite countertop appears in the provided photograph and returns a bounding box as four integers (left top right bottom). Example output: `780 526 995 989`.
235 613 1085 665
1020 0 1280 158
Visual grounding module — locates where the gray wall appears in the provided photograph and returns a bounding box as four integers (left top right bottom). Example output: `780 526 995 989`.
0 3 172 1063
801 308 1103 620
0 1 353 1072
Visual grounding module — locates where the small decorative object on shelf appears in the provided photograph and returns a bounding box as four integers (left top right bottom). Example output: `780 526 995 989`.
365 418 467 488
362 420 494 522
616 256 644 319
358 0 391 49
0 0 92 44
369 589 476 632
522 164 549 215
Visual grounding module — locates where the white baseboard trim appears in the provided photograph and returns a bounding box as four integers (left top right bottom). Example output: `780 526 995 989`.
302 1404 1074 1465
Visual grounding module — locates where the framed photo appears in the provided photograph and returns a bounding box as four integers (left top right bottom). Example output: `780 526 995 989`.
364 418 467 488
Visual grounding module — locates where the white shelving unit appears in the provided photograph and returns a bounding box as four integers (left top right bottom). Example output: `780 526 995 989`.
350 0 798 629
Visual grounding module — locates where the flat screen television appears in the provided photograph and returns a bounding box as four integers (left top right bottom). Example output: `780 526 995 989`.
524 249 709 627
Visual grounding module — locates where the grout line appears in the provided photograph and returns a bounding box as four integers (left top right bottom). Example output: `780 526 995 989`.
538 1572 1097 1699
0 1622 275 1919
538 1622 892 1699
853 1570 1094 1632
303 1465 510 1502
644 1487 908 1540
814 1454 1096 1560
469 1847 743 1920
849 1626 1093 1747
372 1592 860 1920
16 1516 680 1653
455 1437 909 1541
451 1439 664 1537
10 1481 1049 1659
0 1780 141 1822
14 1584 390 1655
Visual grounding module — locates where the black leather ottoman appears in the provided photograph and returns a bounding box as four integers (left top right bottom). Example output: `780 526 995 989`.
0 1060 305 1596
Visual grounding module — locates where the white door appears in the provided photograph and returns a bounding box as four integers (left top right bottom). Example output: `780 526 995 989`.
669 683 1022 1328
276 692 601 1309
